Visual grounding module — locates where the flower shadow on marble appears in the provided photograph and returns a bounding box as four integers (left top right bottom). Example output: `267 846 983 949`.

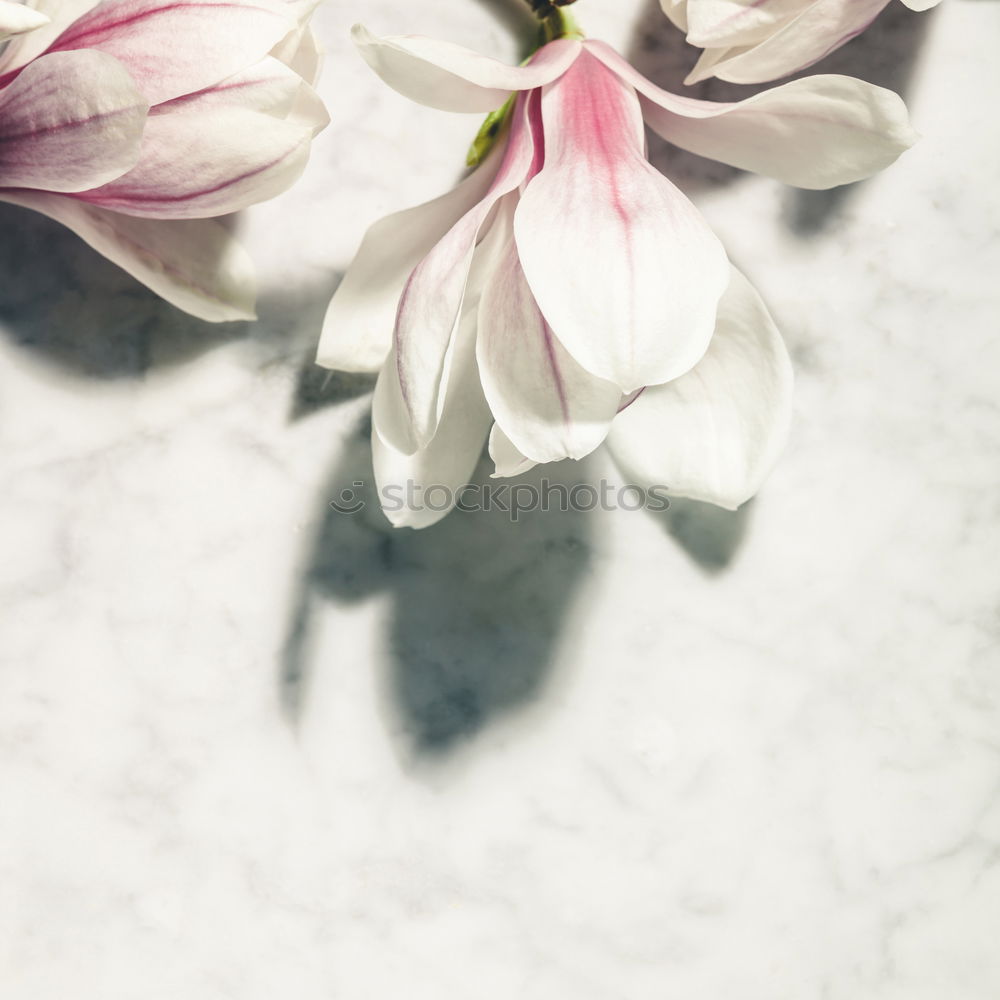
628 0 934 234
0 200 343 381
281 417 593 759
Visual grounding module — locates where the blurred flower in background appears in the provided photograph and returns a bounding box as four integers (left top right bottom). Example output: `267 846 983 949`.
0 0 328 321
317 26 916 527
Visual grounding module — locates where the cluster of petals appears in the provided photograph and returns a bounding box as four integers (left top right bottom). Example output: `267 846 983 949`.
661 0 941 84
0 0 328 320
317 25 916 528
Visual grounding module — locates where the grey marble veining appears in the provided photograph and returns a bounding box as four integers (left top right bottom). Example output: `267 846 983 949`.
2 1 999 997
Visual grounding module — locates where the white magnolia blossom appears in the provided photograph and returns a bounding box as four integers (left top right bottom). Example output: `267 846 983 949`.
317 25 917 528
0 0 328 320
662 0 942 84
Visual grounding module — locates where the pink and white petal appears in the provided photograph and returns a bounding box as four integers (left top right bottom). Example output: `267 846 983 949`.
607 268 793 510
0 50 147 192
394 96 538 448
76 99 316 219
685 0 806 48
0 1 48 41
317 146 502 375
477 203 621 464
1 190 256 321
0 0 95 73
352 23 581 113
489 424 538 479
590 42 916 189
157 56 328 132
373 304 491 530
45 0 297 106
684 0 889 83
515 50 728 393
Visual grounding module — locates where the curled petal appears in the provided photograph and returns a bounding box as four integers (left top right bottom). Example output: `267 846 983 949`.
488 424 537 479
0 1 96 74
589 41 916 189
0 50 147 192
515 50 728 392
393 94 538 450
683 0 890 84
272 22 323 85
317 145 502 375
352 23 581 113
0 1 48 42
477 200 621 464
684 0 806 48
373 296 491 530
2 190 256 321
607 268 793 510
45 0 297 105
75 58 325 218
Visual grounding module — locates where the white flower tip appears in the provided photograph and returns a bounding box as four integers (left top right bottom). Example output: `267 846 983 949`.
350 23 375 47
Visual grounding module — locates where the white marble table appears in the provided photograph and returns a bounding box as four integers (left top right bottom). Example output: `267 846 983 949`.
2 1 999 997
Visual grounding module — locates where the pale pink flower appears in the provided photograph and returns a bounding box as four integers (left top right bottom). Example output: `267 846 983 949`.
661 0 941 84
317 26 916 527
0 0 328 320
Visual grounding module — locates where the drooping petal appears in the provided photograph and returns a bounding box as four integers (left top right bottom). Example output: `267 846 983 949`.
0 1 48 41
899 0 940 12
74 58 324 218
393 93 538 450
317 144 503 374
515 49 729 393
0 50 147 192
352 23 581 113
372 293 491 530
589 41 916 189
488 424 537 479
683 0 889 84
607 268 793 510
44 0 298 106
477 199 621 464
1 190 256 321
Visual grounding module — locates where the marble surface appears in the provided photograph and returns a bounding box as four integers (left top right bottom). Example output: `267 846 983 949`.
2 1 1000 997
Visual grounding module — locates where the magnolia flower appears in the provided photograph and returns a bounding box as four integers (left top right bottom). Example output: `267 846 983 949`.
317 26 916 528
0 0 327 320
661 0 941 84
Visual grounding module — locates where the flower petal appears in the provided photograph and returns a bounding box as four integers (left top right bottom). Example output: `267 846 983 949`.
589 41 916 189
0 1 95 74
0 50 147 192
477 199 622 464
75 58 324 218
352 23 581 113
683 0 889 84
271 22 323 85
1 189 256 321
317 145 503 375
394 93 538 450
0 1 48 41
515 49 729 393
607 267 793 510
684 0 805 48
44 0 298 106
373 293 491 530
488 424 537 479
